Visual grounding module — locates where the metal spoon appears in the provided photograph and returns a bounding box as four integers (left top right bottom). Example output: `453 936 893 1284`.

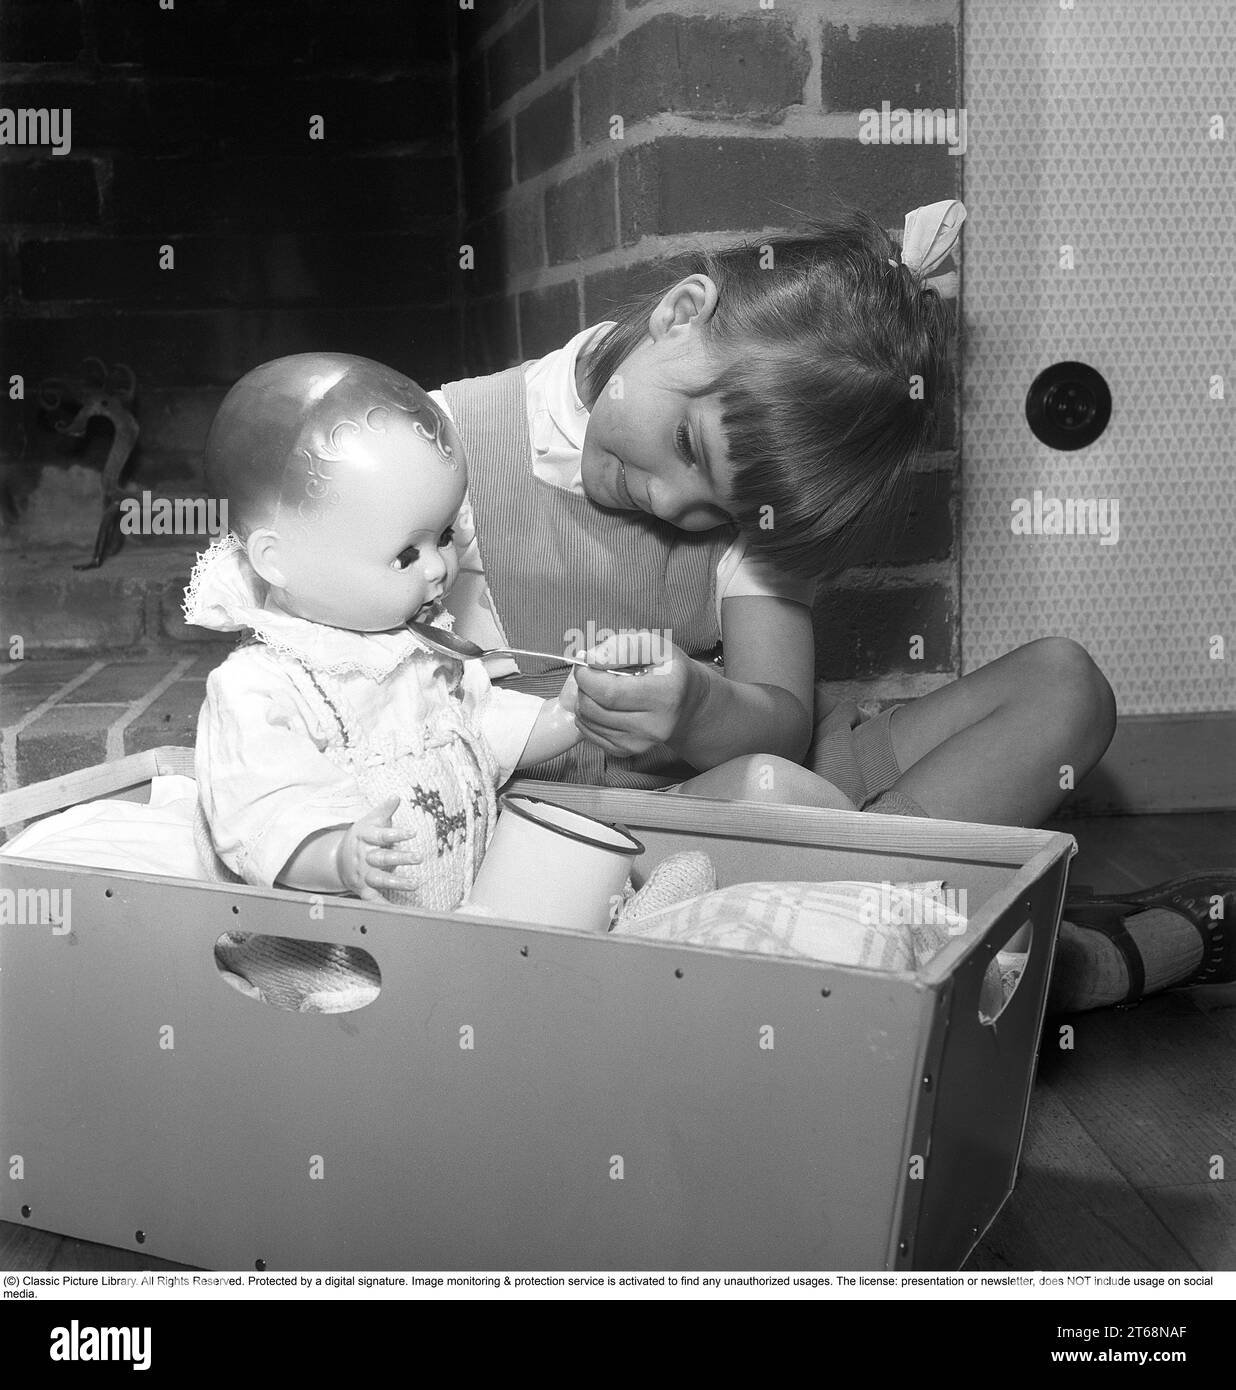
406 620 649 674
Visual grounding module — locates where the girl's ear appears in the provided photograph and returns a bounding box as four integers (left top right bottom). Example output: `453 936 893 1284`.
649 274 719 340
245 527 289 590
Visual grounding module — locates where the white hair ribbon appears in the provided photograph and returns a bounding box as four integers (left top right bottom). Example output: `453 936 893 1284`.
888 199 967 277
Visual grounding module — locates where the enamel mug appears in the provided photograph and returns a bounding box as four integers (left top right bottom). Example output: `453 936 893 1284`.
464 793 644 933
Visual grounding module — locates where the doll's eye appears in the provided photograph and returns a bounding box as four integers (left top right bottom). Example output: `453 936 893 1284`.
392 527 454 570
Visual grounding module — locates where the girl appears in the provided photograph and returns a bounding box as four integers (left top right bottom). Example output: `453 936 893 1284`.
430 199 1234 1011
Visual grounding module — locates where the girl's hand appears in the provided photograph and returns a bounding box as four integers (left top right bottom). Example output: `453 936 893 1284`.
336 796 423 901
572 631 706 757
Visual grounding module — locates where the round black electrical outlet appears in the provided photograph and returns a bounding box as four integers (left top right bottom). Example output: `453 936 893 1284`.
1025 361 1112 450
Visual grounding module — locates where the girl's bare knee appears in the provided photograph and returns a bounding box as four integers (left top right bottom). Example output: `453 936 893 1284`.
741 755 855 808
682 755 855 809
1025 636 1117 756
732 753 796 800
697 754 814 802
677 754 773 801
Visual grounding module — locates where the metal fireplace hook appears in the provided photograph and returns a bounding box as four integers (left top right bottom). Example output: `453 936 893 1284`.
37 357 140 569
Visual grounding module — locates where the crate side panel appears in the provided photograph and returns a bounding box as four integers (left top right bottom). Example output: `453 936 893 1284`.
911 850 1071 1267
0 866 928 1271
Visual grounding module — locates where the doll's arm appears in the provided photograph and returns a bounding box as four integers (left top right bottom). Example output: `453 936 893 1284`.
465 664 581 775
278 799 421 898
515 682 582 768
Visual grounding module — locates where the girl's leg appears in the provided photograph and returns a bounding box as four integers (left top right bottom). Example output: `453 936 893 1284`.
1049 875 1234 1010
683 641 1224 1011
671 645 1226 1011
676 637 1116 826
881 636 1117 826
674 755 857 810
852 638 1225 1009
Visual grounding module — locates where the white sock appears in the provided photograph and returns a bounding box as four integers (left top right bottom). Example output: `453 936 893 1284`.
1048 907 1203 1012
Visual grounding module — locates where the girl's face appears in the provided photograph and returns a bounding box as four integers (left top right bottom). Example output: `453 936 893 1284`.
260 412 465 633
577 280 735 532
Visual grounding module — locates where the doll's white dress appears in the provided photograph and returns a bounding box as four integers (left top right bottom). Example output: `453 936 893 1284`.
185 536 542 912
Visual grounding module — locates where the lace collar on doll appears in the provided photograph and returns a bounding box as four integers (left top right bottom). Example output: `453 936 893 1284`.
182 533 455 681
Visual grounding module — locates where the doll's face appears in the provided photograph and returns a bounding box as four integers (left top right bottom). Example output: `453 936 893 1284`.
257 412 465 632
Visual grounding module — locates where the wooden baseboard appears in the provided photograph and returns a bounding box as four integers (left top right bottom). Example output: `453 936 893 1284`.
1058 711 1236 817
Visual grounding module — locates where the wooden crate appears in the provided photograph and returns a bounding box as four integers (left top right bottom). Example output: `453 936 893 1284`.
0 747 1075 1271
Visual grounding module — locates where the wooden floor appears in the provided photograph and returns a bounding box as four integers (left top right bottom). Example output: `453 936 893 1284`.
2 810 1233 1274
967 808 1236 1272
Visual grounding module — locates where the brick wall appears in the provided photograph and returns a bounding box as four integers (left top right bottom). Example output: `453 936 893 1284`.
456 0 962 698
2 0 963 702
0 0 461 493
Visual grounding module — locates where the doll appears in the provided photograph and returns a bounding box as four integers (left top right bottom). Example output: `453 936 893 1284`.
184 353 581 913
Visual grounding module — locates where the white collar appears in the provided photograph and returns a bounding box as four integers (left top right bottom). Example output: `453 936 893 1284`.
181 534 454 681
526 322 614 479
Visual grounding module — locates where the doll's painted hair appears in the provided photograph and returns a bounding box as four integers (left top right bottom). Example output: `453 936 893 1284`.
203 353 456 538
580 204 956 578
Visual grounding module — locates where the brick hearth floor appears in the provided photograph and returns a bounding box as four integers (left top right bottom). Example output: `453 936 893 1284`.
0 650 230 798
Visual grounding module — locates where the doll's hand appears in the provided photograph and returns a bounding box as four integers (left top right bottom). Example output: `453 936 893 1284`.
558 667 579 715
572 632 705 757
336 797 423 901
518 671 583 766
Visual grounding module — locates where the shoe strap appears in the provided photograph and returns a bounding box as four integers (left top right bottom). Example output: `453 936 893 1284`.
1063 903 1146 1004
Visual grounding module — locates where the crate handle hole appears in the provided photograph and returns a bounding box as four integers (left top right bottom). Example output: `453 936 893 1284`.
214 932 380 1014
978 918 1032 1026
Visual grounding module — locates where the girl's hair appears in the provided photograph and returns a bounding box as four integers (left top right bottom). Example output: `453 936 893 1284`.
580 204 956 579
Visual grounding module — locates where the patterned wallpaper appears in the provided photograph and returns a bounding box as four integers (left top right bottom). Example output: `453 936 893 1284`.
960 0 1234 713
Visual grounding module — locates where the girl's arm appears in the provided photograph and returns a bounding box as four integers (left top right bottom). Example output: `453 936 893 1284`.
672 594 814 768
571 595 815 770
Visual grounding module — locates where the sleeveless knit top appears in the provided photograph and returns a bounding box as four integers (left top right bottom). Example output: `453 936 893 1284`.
441 366 734 788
